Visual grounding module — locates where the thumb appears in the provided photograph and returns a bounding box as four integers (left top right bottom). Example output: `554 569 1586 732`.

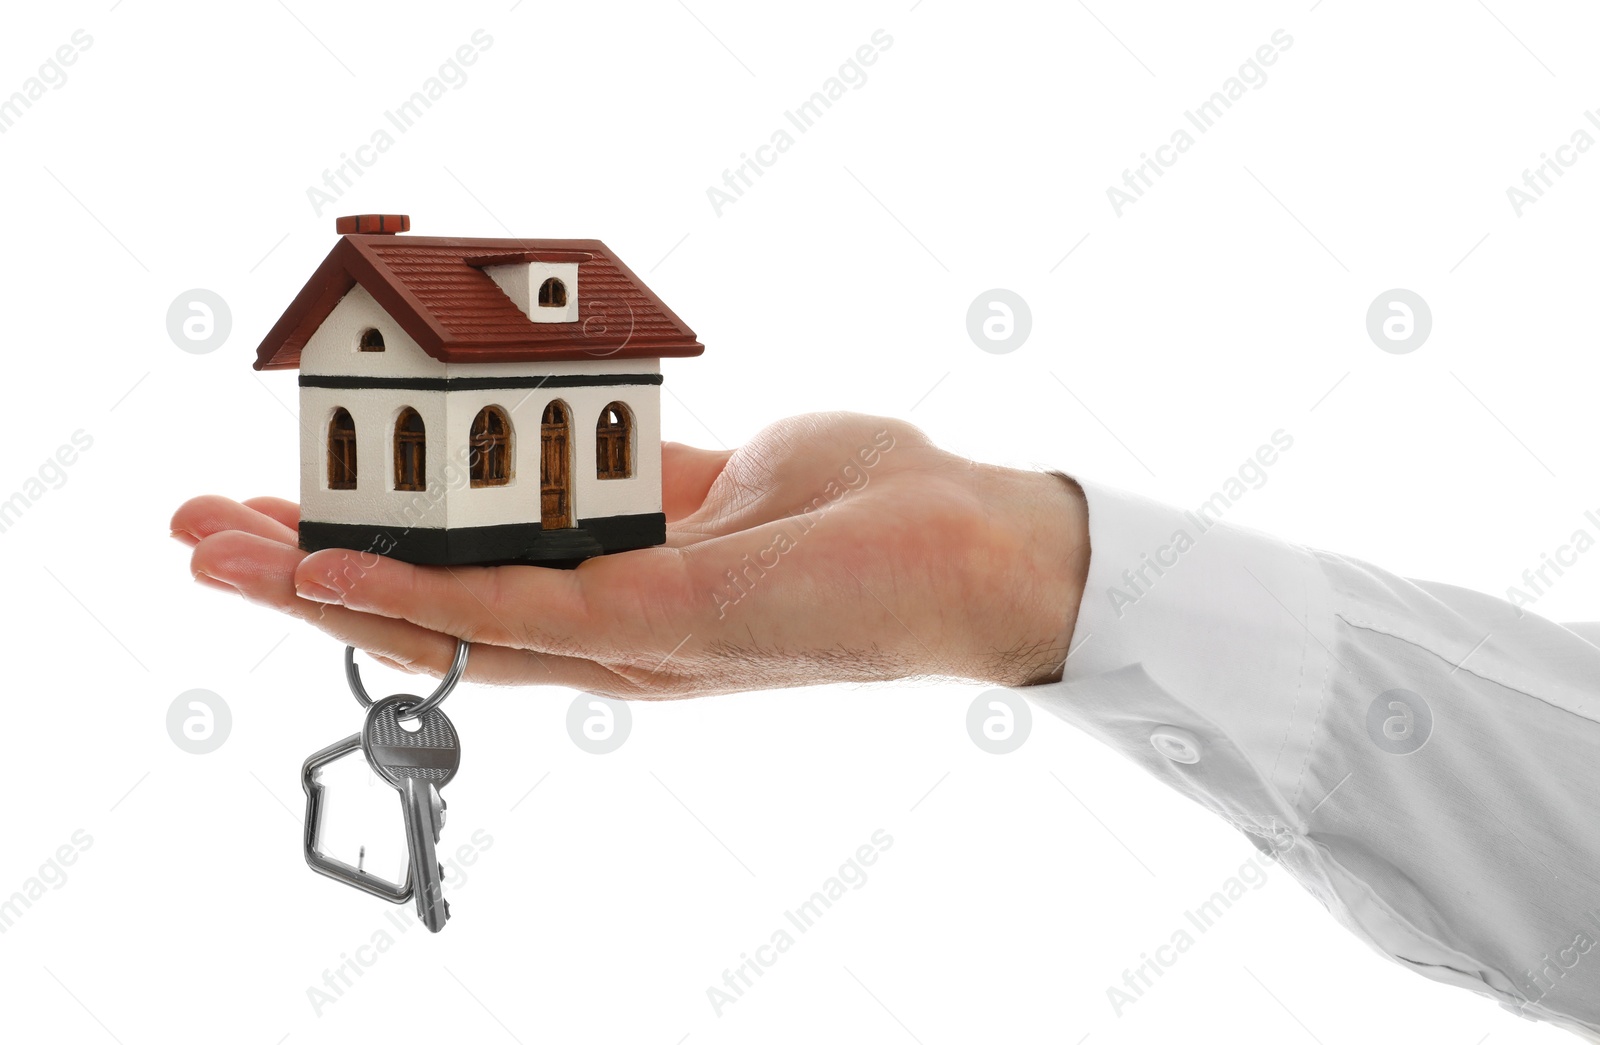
662 441 735 521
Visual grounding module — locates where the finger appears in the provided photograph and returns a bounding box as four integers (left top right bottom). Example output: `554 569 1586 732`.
661 441 734 522
191 530 626 691
172 494 298 548
293 543 696 661
293 546 589 651
242 496 300 533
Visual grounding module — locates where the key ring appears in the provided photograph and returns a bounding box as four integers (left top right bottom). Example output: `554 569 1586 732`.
345 639 470 721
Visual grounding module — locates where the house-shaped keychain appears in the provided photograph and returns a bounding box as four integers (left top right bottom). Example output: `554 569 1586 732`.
253 214 704 566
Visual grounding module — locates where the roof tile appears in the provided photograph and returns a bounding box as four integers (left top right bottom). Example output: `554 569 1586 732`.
254 235 703 370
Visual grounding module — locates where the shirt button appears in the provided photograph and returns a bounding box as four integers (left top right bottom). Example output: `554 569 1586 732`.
1150 727 1202 764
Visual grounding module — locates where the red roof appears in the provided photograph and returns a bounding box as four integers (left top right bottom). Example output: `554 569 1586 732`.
253 234 703 370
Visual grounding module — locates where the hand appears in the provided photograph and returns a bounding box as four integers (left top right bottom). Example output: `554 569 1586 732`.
172 412 1089 696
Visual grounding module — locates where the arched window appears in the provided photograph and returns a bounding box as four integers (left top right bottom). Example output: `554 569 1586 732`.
470 406 512 488
596 402 633 480
327 407 357 490
538 277 567 308
394 407 426 491
359 328 385 352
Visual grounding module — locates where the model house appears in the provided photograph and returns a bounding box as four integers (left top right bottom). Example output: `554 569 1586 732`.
253 214 704 565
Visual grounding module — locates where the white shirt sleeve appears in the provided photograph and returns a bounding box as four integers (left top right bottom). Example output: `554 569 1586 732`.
1025 476 1600 1041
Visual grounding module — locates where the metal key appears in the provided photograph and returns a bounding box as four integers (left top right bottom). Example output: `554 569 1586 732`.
361 693 461 933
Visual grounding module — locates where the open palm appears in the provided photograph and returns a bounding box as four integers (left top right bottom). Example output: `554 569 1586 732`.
174 412 1085 696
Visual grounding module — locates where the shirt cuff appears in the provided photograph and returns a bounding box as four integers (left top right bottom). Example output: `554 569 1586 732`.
1034 473 1338 823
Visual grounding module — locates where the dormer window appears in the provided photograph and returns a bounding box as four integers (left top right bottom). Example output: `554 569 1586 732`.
359 328 386 352
538 278 567 308
477 258 580 323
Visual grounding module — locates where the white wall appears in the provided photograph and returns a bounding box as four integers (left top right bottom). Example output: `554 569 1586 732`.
443 385 661 529
298 284 445 380
299 286 664 529
299 385 450 530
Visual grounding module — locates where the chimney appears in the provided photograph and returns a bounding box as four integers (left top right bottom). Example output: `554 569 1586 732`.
335 214 410 235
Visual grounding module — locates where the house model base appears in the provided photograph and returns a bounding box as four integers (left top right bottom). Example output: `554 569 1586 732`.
253 214 704 568
294 504 666 568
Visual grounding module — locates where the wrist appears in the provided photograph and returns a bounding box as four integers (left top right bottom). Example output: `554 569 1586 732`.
965 464 1090 687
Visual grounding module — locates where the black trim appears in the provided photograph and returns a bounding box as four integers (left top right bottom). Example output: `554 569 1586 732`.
298 513 666 568
298 373 663 391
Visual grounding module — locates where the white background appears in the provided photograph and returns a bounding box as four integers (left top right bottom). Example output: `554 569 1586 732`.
1 0 1595 1042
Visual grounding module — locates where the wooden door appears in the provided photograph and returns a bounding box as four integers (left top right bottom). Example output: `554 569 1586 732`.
540 401 572 528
